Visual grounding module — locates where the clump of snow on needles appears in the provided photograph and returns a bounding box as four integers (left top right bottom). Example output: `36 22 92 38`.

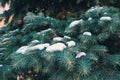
36 28 52 35
0 53 3 54
46 43 66 52
64 36 71 39
83 32 92 36
16 46 29 54
87 6 103 13
100 16 112 21
31 40 39 43
16 43 50 54
69 19 83 28
88 17 92 21
53 36 71 41
53 37 63 41
0 64 3 67
66 41 76 47
76 52 86 58
28 43 50 51
104 12 107 15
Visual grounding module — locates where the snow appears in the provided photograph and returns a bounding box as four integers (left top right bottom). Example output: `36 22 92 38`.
83 32 92 36
0 64 3 67
100 17 112 21
28 43 50 51
87 6 103 13
46 16 51 19
69 19 83 28
66 41 76 47
0 53 3 54
46 43 66 52
53 37 63 41
88 17 92 21
76 52 86 58
31 40 39 43
16 43 50 54
16 46 29 54
37 28 52 35
104 12 107 14
64 36 71 39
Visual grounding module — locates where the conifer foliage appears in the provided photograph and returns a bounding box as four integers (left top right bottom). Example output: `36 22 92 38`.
1 0 120 22
0 6 120 80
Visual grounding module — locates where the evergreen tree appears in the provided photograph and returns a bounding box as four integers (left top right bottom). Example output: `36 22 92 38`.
0 6 120 80
0 0 120 23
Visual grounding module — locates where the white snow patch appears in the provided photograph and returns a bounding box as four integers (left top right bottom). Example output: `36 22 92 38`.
76 52 86 58
87 6 103 13
46 16 51 19
0 64 3 67
83 32 92 36
31 40 39 43
16 43 50 54
69 19 83 28
66 41 76 47
16 46 29 54
104 12 107 14
46 43 66 52
88 17 92 21
0 53 3 54
64 36 71 39
100 17 112 21
36 28 52 35
53 37 63 41
28 43 50 51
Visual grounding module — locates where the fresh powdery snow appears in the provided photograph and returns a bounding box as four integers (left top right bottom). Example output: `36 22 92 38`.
75 52 86 58
53 37 63 41
69 19 83 28
66 41 76 47
16 46 30 54
83 32 92 36
100 17 112 21
64 36 71 39
46 43 67 52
